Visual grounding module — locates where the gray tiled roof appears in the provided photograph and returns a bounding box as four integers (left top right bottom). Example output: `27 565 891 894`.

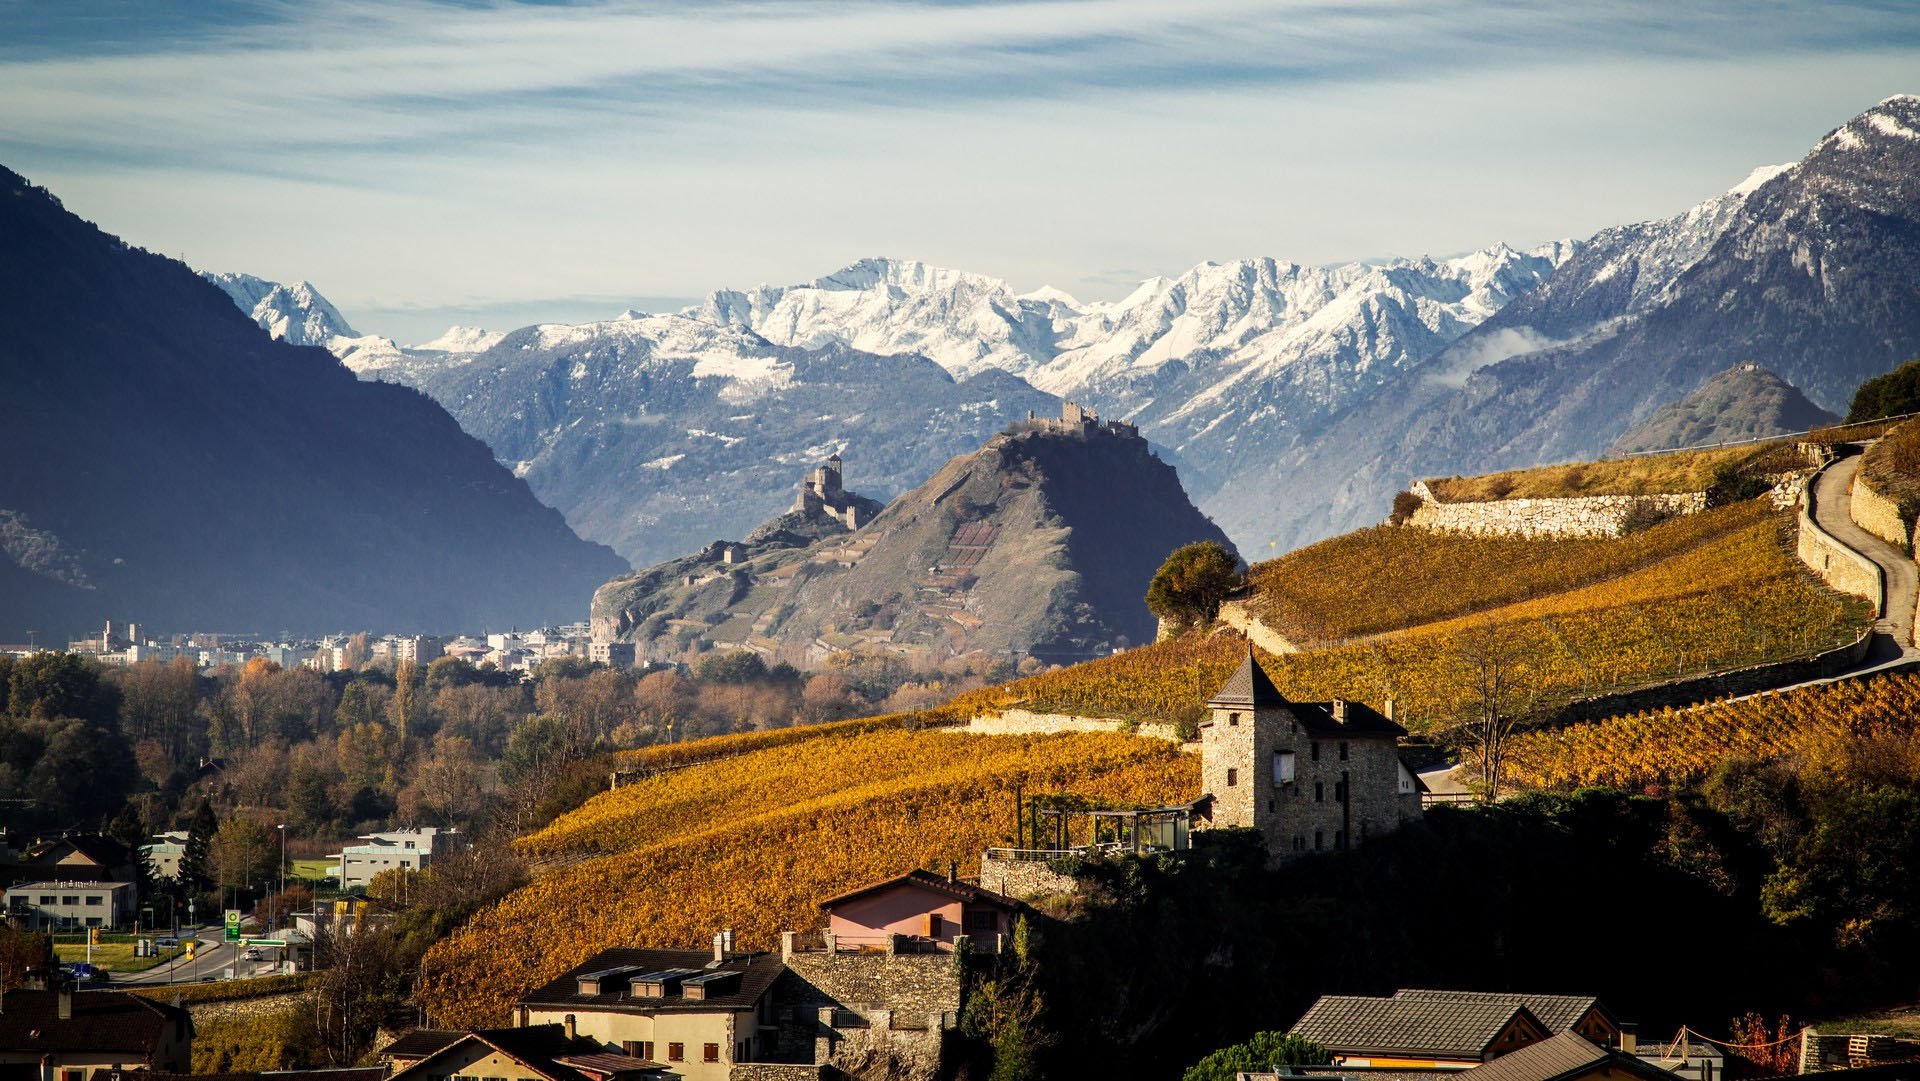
1391 991 1608 1034
1289 994 1543 1058
1463 1031 1680 1081
519 948 783 1014
1207 649 1289 709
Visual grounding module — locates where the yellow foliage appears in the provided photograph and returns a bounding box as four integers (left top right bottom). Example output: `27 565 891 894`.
1506 671 1920 790
422 729 1196 1028
1247 501 1770 643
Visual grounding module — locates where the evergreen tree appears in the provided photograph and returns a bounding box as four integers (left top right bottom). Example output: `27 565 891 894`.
178 798 217 893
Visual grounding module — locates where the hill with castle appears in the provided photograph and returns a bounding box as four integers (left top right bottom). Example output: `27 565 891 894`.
590 403 1233 667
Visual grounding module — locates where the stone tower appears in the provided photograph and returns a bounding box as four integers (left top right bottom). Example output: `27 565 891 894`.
1199 648 1422 863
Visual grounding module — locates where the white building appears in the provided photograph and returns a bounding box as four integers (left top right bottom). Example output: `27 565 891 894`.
327 827 461 889
139 830 191 881
4 881 138 930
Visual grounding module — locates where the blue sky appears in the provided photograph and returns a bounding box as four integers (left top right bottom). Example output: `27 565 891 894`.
3 0 1917 342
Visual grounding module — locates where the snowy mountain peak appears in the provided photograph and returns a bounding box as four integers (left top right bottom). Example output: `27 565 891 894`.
1728 163 1795 197
413 325 504 352
1820 94 1920 152
202 270 358 347
811 257 1008 296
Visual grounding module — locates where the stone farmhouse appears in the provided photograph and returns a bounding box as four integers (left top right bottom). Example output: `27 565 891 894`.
791 455 866 531
1199 648 1424 861
511 931 964 1081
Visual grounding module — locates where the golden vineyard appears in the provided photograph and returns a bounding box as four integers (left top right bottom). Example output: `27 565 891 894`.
1505 670 1920 790
943 503 1868 732
418 728 1197 1028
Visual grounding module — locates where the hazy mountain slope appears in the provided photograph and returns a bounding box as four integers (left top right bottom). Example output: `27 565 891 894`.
0 167 627 638
1607 364 1839 454
1240 96 1920 551
593 417 1234 665
405 316 1061 566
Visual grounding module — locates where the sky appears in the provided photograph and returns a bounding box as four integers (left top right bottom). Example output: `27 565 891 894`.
3 0 1918 343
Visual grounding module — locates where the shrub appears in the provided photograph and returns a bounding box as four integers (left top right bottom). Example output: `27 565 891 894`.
1388 490 1423 526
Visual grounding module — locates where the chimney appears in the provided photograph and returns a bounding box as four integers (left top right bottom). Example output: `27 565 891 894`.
564 1013 576 1041
1383 697 1396 721
947 861 958 884
1619 1023 1638 1054
723 928 735 955
57 983 72 1021
713 932 725 963
1331 698 1347 724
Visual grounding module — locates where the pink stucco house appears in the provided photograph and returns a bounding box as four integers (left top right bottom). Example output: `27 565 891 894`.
820 868 1024 951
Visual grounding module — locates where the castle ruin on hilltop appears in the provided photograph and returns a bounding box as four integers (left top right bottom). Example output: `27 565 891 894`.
792 453 867 530
1026 400 1141 440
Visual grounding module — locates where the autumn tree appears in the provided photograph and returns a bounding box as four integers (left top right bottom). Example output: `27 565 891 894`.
210 816 278 892
388 659 421 743
1145 541 1241 632
1455 626 1537 798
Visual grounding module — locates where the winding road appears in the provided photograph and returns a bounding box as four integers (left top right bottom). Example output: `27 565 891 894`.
1809 449 1918 664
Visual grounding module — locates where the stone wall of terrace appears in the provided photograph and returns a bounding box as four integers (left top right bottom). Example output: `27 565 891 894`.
1406 480 1708 539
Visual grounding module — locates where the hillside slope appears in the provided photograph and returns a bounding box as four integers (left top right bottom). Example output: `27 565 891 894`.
0 167 627 637
1607 365 1840 455
592 415 1236 665
417 727 1197 1027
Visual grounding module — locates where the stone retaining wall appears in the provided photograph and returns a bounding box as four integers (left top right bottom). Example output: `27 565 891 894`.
1851 472 1915 551
777 952 957 1081
184 990 311 1024
978 854 1077 900
730 1065 825 1081
1407 482 1707 539
1541 630 1877 728
964 708 1182 743
1215 599 1301 654
1796 476 1884 614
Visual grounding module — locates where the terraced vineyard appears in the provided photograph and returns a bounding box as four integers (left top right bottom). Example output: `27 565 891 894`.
1247 501 1774 644
1505 670 1920 790
418 728 1196 1027
945 505 1867 732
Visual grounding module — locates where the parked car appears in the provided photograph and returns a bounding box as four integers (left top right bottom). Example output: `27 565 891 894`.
156 936 178 947
242 948 263 961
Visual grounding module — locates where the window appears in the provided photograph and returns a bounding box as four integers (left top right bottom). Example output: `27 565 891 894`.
61 895 78 906
1272 749 1294 784
966 910 997 933
925 912 943 937
85 917 102 928
1339 741 1349 761
1335 830 1346 850
1334 780 1346 803
624 1041 655 1061
85 896 102 906
1226 768 1238 787
1310 741 1320 762
1314 782 1323 802
1267 799 1274 812
1293 836 1306 851
37 895 52 905
1228 712 1240 726
668 1044 684 1063
704 1043 721 1063
1314 831 1324 850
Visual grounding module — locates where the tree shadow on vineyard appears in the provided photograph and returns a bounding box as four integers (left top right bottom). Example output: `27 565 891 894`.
1030 789 1916 1081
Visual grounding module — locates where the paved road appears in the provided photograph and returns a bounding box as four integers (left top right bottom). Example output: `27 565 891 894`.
1811 450 1918 661
114 931 251 987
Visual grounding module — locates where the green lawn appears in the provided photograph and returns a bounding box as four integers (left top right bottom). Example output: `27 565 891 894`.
291 858 336 881
53 939 184 973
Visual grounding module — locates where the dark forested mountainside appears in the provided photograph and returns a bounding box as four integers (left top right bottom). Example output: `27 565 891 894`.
0 167 627 639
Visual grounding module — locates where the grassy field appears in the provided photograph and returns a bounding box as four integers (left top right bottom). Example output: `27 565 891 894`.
53 939 184 972
1423 442 1807 503
290 858 335 881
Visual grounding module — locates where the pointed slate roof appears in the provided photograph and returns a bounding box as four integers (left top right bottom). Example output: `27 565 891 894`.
1207 647 1289 709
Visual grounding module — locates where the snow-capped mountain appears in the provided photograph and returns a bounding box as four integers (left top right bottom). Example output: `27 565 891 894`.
1234 94 1920 553
203 271 359 348
384 312 1059 565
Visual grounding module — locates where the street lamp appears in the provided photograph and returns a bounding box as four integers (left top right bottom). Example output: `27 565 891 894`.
276 824 287 932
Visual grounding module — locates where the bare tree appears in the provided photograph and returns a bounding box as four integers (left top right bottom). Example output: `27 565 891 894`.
1454 626 1537 799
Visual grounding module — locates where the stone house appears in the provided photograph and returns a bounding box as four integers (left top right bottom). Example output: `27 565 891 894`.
1199 649 1423 861
819 868 1022 951
514 934 961 1081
